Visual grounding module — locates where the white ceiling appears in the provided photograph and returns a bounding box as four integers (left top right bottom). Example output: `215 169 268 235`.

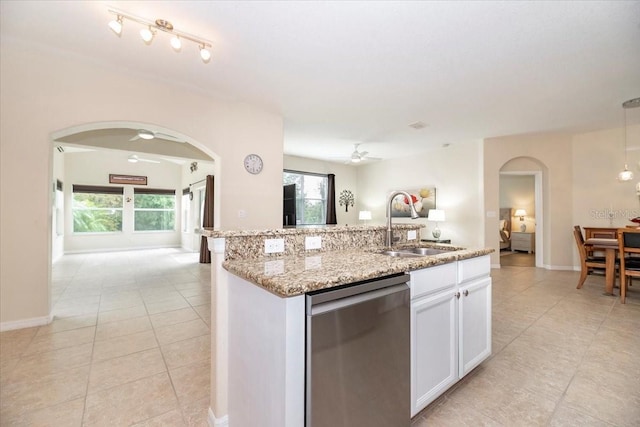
2 1 639 163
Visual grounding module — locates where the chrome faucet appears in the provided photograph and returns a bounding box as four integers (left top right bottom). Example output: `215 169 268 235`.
386 190 420 247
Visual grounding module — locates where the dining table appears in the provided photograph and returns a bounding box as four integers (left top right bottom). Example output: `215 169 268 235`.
584 237 618 295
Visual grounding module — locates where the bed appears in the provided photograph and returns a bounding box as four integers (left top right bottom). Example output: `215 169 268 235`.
499 208 513 250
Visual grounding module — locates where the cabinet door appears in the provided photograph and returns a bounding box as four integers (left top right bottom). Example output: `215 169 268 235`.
411 289 458 416
458 277 492 378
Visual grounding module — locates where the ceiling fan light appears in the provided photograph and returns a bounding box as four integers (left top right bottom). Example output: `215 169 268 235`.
170 35 182 52
108 16 123 36
128 155 139 163
137 129 154 140
351 157 361 163
200 46 211 63
140 27 154 44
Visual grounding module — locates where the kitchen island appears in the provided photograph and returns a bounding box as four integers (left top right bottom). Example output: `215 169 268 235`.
203 225 493 426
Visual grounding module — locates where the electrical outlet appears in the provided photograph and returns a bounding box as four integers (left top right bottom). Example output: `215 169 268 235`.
264 238 285 254
305 236 322 250
407 230 417 241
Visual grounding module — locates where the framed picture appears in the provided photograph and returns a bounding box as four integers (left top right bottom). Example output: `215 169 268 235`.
390 187 436 218
109 174 147 185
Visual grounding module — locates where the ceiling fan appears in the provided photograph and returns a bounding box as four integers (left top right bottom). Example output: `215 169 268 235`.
129 129 184 143
345 144 380 164
128 154 160 164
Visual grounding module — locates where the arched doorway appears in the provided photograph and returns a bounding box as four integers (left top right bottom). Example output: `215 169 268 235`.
499 157 546 268
49 120 220 273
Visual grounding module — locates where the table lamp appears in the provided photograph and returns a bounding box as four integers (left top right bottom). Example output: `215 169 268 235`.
514 209 527 232
427 209 445 239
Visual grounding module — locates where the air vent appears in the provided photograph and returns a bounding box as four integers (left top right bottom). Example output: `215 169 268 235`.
409 121 427 130
56 146 64 153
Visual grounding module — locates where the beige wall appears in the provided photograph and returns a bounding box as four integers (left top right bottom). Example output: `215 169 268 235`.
0 40 283 326
356 141 485 248
572 125 640 228
283 155 359 226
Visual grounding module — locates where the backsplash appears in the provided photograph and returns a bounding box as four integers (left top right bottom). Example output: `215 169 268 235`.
203 225 424 260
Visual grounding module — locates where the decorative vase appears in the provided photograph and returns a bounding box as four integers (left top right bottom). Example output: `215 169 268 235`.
520 223 527 232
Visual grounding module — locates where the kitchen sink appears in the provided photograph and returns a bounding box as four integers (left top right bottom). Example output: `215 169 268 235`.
379 247 455 257
409 247 452 255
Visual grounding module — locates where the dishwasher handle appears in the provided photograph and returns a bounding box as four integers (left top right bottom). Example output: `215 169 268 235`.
308 283 408 316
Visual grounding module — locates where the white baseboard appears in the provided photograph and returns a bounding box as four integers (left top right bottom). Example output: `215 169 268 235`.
0 313 52 332
63 245 182 255
542 264 576 271
493 263 578 271
208 407 229 427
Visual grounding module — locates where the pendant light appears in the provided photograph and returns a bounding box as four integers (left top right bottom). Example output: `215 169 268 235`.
618 98 640 181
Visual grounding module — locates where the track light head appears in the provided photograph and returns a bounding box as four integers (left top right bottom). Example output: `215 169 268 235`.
170 35 182 52
199 45 211 63
140 26 155 44
108 15 123 36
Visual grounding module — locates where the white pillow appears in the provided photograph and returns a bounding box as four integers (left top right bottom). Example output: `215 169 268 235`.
499 219 506 230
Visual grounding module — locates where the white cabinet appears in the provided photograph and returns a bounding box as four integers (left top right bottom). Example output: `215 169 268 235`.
410 255 492 417
410 283 457 416
458 276 491 377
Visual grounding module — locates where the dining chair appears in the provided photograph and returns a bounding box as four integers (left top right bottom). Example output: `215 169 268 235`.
573 225 609 289
616 227 640 303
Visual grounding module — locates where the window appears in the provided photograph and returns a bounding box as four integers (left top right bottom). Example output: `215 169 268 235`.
283 170 328 225
181 188 190 233
134 188 176 231
72 185 123 233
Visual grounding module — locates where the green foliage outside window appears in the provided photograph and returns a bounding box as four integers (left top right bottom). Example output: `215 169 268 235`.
134 193 175 231
73 193 123 233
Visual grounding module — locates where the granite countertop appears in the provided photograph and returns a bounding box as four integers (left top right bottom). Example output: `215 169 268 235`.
223 244 494 297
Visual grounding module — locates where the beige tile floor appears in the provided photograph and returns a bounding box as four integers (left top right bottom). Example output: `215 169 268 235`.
1 250 639 426
0 248 211 426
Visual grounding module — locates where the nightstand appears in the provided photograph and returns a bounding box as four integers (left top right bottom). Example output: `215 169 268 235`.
511 232 535 253
421 239 451 244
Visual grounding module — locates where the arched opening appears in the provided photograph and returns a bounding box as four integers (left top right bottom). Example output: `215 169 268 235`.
48 120 220 301
499 156 547 268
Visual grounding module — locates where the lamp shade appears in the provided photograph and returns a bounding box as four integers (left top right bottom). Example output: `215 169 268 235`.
427 209 445 222
514 209 527 217
358 210 372 220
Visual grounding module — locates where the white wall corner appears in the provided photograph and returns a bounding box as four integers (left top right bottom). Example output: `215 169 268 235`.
208 407 229 427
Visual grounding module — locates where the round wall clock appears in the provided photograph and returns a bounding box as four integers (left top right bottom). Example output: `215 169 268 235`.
243 154 263 174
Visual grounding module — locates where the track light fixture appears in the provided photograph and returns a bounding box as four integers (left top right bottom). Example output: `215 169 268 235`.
107 8 212 63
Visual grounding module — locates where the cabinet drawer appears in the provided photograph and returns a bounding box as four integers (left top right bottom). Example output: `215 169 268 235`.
511 234 528 243
410 262 456 299
457 255 490 283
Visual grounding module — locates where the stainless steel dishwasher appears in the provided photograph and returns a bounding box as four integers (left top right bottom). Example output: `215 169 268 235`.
305 273 410 427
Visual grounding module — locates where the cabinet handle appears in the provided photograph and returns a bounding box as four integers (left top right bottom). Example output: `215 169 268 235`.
463 290 469 297
455 292 461 299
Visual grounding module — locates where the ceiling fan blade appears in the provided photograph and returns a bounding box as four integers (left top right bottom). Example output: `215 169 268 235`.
360 150 369 157
129 135 141 141
154 132 185 143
